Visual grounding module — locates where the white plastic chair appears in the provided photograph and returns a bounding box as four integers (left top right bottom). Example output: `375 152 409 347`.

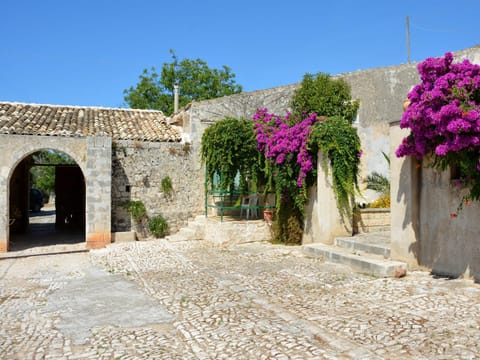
240 194 258 219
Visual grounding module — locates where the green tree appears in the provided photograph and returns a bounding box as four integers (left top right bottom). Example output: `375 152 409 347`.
290 73 359 122
30 151 75 196
124 50 242 115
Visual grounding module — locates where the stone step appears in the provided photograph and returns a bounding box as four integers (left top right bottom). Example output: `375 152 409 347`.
177 227 200 239
302 243 406 277
334 236 390 257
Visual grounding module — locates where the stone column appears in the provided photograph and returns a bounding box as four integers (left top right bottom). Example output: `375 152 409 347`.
303 151 352 244
389 121 420 267
85 136 112 249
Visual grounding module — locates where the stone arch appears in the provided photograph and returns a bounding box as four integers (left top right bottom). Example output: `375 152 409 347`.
8 148 86 246
0 134 111 252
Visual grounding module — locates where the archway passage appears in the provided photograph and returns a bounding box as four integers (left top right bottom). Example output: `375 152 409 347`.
9 151 86 252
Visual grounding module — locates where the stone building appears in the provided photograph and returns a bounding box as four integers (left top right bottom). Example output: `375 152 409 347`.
0 102 203 252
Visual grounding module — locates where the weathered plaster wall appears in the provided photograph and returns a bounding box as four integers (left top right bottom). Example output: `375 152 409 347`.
391 120 480 280
303 152 352 244
111 140 203 235
341 64 419 202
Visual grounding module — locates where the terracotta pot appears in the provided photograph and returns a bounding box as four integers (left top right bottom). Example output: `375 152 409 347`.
263 209 274 222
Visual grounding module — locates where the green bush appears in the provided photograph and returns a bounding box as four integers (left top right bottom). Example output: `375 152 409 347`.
148 215 169 238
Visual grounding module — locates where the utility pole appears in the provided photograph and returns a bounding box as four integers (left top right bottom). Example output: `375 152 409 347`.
406 16 411 64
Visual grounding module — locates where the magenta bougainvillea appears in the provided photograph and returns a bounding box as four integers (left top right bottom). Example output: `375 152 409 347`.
253 108 318 187
396 52 480 205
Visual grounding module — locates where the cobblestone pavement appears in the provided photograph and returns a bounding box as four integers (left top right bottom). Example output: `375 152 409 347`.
1 239 480 359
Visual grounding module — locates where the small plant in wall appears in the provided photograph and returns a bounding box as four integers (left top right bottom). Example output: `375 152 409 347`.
148 214 169 238
122 200 148 237
161 176 174 198
122 200 147 223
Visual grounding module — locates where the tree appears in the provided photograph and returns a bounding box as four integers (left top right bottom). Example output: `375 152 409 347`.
124 50 242 115
290 73 359 122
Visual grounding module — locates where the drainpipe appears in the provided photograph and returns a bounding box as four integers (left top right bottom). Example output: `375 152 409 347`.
173 82 179 113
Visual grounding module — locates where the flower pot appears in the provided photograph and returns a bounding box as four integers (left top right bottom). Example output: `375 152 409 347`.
263 209 274 222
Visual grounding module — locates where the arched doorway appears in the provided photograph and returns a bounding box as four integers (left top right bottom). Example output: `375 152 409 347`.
8 150 86 251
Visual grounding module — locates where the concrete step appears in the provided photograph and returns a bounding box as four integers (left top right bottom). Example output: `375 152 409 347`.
166 215 207 242
303 243 406 277
334 236 390 257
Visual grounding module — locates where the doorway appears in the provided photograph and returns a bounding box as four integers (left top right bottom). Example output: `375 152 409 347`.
8 150 86 252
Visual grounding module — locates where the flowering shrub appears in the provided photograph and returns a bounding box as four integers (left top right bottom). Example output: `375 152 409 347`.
253 109 319 244
396 52 480 205
253 108 318 188
253 109 361 243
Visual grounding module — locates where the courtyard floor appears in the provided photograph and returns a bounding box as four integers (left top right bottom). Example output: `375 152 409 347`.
0 238 479 359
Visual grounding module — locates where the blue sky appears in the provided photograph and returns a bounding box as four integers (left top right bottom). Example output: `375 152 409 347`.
1 0 479 108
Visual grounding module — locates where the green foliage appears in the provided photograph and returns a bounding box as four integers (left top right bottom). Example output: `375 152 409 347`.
124 50 242 115
290 73 359 122
30 150 75 195
161 176 173 196
122 200 147 223
201 117 265 192
364 151 390 207
148 215 169 238
308 116 362 217
365 172 390 196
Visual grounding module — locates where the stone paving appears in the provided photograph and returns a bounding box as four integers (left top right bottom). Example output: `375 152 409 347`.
1 238 480 359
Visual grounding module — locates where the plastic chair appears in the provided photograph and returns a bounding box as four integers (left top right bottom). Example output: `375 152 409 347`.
240 194 258 219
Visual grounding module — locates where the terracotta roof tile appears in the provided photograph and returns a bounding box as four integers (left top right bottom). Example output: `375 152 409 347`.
0 102 181 142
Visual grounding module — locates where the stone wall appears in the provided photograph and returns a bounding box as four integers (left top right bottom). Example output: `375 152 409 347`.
111 140 203 235
353 208 391 234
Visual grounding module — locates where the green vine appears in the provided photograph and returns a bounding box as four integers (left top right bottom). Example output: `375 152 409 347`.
308 116 362 217
201 117 265 192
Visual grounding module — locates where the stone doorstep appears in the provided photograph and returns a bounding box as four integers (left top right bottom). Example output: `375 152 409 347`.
111 231 136 243
334 236 391 257
302 243 407 277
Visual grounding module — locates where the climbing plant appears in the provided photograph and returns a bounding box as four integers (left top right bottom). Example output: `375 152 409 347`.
253 72 361 244
201 117 265 192
308 116 362 217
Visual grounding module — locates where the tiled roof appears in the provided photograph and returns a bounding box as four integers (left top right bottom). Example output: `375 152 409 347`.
0 102 181 142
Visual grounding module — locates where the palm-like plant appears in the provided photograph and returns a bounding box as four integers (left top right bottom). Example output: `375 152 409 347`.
364 152 390 208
